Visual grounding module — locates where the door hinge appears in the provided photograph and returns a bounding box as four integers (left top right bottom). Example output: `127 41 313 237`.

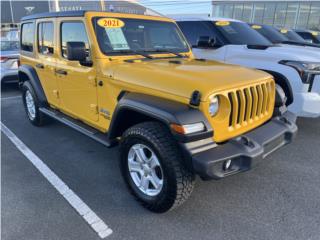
90 104 99 114
53 90 59 99
89 77 97 87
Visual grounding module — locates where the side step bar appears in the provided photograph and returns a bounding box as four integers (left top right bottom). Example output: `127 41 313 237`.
39 107 114 147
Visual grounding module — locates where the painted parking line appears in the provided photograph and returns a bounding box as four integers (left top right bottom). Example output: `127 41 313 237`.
1 95 21 100
1 122 113 239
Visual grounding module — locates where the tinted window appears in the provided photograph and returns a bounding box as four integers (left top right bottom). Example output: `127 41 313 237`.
282 30 306 42
213 21 272 45
93 18 189 55
38 22 54 55
61 22 89 59
21 22 34 52
297 32 315 43
252 25 287 43
177 21 223 47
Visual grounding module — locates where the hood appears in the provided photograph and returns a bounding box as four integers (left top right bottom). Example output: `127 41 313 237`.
237 44 320 61
112 58 272 101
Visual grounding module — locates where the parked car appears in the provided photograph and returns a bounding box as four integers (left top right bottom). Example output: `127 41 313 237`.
0 39 19 84
250 24 320 49
19 11 297 212
175 16 320 118
295 30 320 44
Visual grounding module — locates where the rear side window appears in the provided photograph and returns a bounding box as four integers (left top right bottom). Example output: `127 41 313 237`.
61 22 89 59
38 22 54 55
21 22 35 52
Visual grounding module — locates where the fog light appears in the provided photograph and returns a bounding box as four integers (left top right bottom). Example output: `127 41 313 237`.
223 159 232 171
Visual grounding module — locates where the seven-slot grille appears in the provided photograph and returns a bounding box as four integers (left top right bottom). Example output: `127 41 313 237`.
228 81 274 129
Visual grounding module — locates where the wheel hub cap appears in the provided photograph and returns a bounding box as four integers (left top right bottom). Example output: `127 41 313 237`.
25 90 36 120
128 144 164 196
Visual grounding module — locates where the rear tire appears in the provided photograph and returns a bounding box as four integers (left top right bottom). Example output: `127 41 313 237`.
120 121 195 213
22 81 47 126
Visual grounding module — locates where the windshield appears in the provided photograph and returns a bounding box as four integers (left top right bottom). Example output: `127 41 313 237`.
0 41 19 51
312 32 320 42
251 25 287 43
93 17 189 56
280 30 305 42
213 21 272 46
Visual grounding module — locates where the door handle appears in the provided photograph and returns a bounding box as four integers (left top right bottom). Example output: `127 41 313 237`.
55 69 68 75
36 63 44 69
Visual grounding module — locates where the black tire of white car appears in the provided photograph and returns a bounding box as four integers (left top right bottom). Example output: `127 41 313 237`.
120 121 195 213
22 81 47 126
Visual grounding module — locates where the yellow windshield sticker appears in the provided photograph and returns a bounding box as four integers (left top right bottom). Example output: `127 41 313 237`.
280 29 288 34
252 25 262 29
215 21 230 26
312 31 319 36
97 18 125 28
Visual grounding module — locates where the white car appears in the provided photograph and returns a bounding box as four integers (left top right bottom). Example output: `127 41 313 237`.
174 16 320 118
0 39 19 84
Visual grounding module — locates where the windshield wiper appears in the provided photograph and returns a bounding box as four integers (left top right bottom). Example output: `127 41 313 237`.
113 50 153 59
144 49 186 58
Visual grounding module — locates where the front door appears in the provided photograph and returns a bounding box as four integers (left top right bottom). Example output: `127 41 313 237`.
56 19 98 124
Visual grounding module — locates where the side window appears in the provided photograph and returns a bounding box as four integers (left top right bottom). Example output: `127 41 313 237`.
38 22 54 55
61 22 90 59
21 22 35 52
177 21 223 47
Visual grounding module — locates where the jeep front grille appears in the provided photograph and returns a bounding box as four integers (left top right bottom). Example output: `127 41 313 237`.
227 81 275 129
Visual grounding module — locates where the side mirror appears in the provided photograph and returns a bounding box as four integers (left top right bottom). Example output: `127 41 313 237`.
67 42 87 61
197 36 211 48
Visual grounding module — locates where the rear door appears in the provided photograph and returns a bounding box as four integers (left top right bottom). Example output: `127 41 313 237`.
35 19 59 107
56 18 98 124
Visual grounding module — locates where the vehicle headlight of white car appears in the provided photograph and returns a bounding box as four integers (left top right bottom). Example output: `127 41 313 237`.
209 95 219 117
279 60 320 83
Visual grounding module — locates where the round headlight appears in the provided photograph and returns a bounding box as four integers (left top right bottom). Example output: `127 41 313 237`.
209 95 219 117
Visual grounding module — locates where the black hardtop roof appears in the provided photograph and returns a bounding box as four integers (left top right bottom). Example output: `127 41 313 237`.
21 11 87 21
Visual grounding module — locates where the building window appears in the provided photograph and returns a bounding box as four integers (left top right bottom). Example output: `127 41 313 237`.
242 3 253 23
296 3 311 29
233 3 244 20
223 4 234 18
212 4 224 18
38 22 54 55
21 22 34 52
253 3 265 24
61 22 90 59
308 2 320 30
263 3 276 25
285 3 299 28
274 3 288 27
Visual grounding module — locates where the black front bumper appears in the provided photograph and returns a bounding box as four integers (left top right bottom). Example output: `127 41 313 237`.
184 111 297 180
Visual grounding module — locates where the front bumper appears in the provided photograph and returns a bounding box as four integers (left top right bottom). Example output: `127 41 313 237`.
289 75 320 118
185 111 297 180
288 92 320 118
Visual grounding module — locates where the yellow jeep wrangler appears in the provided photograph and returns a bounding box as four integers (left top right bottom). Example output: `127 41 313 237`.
19 11 297 213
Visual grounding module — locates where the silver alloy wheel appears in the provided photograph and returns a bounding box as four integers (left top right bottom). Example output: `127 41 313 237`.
128 144 164 196
25 90 36 120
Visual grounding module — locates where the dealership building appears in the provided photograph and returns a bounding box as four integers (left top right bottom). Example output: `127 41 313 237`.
212 0 320 30
1 0 154 28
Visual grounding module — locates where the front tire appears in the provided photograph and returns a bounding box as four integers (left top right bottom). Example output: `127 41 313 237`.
22 81 47 126
120 122 195 213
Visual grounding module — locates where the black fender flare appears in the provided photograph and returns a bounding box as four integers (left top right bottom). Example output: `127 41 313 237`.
261 70 294 106
18 65 48 107
108 92 213 143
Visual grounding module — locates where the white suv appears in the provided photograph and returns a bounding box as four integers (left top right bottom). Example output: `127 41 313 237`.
174 16 320 118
